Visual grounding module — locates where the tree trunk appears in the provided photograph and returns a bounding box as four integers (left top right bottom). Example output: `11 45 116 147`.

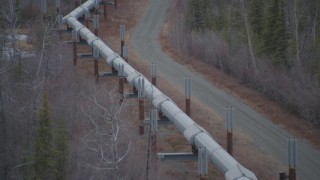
0 83 8 180
312 5 317 45
241 0 257 74
294 0 300 65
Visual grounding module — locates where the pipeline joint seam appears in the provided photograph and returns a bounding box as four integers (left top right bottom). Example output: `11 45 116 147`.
209 146 224 163
109 54 121 67
192 126 210 146
158 97 171 114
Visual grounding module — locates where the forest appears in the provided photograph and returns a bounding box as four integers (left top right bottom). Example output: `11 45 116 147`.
168 0 320 126
0 0 148 179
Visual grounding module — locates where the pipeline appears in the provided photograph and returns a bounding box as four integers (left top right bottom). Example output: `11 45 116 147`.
63 0 257 179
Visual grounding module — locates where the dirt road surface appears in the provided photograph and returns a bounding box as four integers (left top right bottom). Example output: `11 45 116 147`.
130 0 320 179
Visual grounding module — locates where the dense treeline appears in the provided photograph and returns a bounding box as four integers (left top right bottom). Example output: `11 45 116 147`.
169 0 320 125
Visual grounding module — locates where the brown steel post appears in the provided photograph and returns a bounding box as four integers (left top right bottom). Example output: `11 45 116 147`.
103 0 107 18
279 172 286 180
133 86 138 95
159 111 164 120
94 59 98 76
118 77 124 94
86 19 90 28
139 99 144 135
94 28 98 37
118 77 124 104
200 176 207 180
227 131 233 156
121 40 124 57
152 77 156 86
186 98 191 116
151 134 157 154
289 167 296 180
114 0 117 9
73 41 77 66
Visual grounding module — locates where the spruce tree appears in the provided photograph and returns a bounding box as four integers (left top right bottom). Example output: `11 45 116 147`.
186 0 212 31
273 0 289 66
249 0 264 37
34 93 53 180
53 118 68 180
262 0 279 55
262 0 289 67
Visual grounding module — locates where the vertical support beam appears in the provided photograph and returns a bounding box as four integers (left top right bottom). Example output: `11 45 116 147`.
151 62 157 86
185 76 191 116
123 45 128 62
72 30 78 66
120 25 125 57
93 45 99 78
103 0 107 18
93 13 99 80
41 0 47 21
279 172 287 180
288 138 297 180
198 147 208 179
133 86 138 94
138 77 145 135
85 8 90 28
114 0 117 9
139 99 144 135
57 14 63 29
225 107 233 156
55 0 61 15
94 13 99 36
150 109 158 154
118 63 124 103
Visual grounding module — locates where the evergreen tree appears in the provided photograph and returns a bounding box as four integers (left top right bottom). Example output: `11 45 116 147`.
186 0 212 31
263 0 289 67
53 118 68 180
262 0 279 55
34 93 53 180
249 0 264 37
273 0 289 66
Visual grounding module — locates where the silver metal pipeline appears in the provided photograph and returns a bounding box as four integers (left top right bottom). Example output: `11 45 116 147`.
63 1 257 179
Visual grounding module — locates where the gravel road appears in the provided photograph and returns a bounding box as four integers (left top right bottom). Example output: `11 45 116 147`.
130 0 320 179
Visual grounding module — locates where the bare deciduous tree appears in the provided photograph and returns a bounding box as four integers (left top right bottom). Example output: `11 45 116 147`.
78 85 132 180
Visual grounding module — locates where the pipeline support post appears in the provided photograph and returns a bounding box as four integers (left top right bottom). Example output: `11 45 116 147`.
185 76 191 116
114 0 117 9
93 45 100 79
123 45 128 62
225 107 233 156
94 13 99 36
103 0 107 18
138 77 145 135
72 30 78 66
151 62 157 86
150 109 158 154
120 25 125 57
55 0 61 15
85 8 90 28
118 63 124 103
41 0 48 21
288 138 297 180
198 147 208 180
93 13 100 80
